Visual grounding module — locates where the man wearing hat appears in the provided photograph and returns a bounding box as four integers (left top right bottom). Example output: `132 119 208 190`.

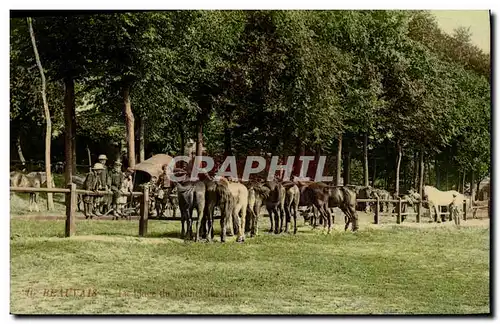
109 160 124 218
95 154 110 215
83 163 104 219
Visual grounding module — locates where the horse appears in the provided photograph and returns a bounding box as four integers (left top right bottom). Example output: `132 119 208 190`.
295 181 359 233
373 188 392 213
218 177 248 242
421 185 469 223
282 181 300 234
175 180 206 241
356 186 376 213
246 181 283 235
10 171 42 212
200 179 234 242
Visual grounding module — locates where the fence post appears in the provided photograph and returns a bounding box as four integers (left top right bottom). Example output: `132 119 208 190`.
488 199 491 218
139 186 149 237
65 183 76 237
396 197 402 224
374 198 379 224
463 200 467 221
416 200 422 223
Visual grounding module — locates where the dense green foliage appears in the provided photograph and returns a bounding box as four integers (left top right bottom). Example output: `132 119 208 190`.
10 10 490 192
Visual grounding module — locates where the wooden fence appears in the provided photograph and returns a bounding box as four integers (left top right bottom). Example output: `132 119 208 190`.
11 186 485 238
356 197 470 225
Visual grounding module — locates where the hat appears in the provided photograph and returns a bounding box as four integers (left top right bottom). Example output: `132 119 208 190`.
93 163 105 170
114 160 122 166
98 154 108 160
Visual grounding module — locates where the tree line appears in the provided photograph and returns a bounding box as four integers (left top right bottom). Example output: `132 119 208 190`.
10 10 490 210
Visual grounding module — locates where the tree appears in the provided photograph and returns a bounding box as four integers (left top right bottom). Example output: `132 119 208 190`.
27 17 54 210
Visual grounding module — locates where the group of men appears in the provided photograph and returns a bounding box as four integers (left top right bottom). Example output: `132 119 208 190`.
82 154 133 219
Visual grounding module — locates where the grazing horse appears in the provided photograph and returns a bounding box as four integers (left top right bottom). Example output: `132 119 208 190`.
421 185 469 223
219 177 248 242
282 181 300 234
175 180 206 241
295 182 359 233
326 186 359 232
10 171 42 212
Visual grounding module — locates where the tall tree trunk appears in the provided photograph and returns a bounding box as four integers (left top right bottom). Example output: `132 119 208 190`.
363 133 369 187
16 134 26 165
138 115 145 163
372 157 377 187
457 171 461 192
313 144 321 179
293 137 302 177
224 124 232 157
395 140 402 197
343 150 351 185
86 146 92 172
336 133 342 186
196 117 203 157
435 158 440 189
470 170 476 202
123 83 135 168
419 149 424 197
462 171 466 194
413 151 419 189
64 77 75 185
28 17 53 210
178 124 185 155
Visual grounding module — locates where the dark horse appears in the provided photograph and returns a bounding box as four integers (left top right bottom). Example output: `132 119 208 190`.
175 180 206 241
296 181 359 233
247 180 284 235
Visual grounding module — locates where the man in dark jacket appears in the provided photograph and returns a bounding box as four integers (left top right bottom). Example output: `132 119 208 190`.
109 160 124 218
95 154 111 215
83 163 104 219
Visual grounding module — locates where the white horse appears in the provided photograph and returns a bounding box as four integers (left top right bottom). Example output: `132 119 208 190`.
423 185 469 223
218 177 248 242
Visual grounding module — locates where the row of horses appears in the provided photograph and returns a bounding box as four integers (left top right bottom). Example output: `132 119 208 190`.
170 177 359 243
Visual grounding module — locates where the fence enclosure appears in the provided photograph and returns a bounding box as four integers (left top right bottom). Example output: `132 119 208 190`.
10 186 488 238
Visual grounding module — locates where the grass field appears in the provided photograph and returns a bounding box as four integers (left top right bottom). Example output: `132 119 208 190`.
10 192 490 315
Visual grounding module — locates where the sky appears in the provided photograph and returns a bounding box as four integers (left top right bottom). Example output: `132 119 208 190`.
431 10 491 53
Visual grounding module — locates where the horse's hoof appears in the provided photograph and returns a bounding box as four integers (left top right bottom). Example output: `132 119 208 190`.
236 237 245 243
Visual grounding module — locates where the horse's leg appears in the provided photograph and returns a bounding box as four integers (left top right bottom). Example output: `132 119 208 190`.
195 200 204 243
254 201 261 237
274 207 281 234
340 206 351 231
239 204 247 242
267 206 274 233
293 201 298 234
325 205 332 234
284 201 291 233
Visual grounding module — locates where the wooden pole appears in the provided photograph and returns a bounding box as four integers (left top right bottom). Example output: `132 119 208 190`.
139 185 149 236
463 200 467 221
374 197 380 224
396 197 402 224
65 183 76 237
416 200 422 223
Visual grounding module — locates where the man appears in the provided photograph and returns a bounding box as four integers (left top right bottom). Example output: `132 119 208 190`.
108 160 124 219
83 163 104 219
118 171 134 217
449 193 461 226
95 154 110 215
156 164 176 217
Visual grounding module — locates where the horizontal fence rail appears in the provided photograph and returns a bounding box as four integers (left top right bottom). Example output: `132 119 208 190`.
10 185 487 238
